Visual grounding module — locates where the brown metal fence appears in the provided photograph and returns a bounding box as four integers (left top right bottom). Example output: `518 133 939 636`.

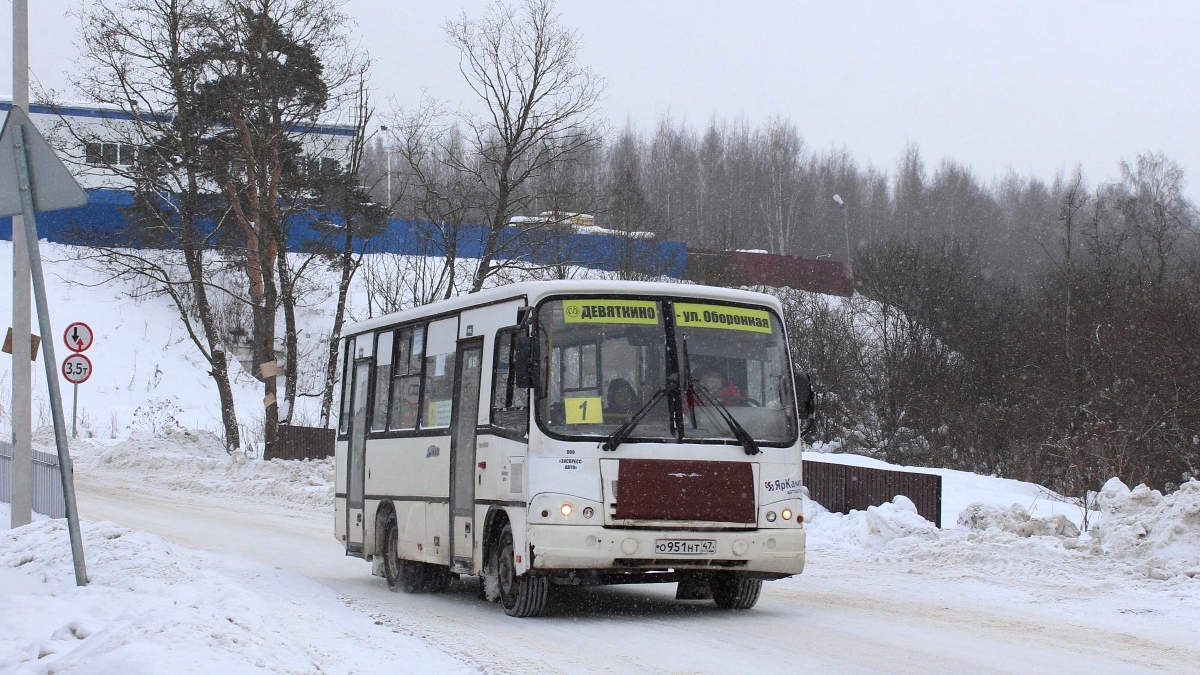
268 425 336 461
803 459 943 527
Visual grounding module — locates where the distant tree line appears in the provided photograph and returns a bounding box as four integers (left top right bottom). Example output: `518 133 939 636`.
364 117 1065 281
366 111 1199 495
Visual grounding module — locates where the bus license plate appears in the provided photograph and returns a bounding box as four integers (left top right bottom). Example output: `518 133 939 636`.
655 539 716 555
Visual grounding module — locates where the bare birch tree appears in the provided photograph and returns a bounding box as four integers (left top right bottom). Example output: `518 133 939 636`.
316 71 386 427
66 0 242 450
756 117 804 254
444 0 604 292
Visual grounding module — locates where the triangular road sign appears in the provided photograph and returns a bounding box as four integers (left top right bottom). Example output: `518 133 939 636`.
0 105 89 218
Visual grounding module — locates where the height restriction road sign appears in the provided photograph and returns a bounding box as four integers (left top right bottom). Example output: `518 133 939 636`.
64 321 93 353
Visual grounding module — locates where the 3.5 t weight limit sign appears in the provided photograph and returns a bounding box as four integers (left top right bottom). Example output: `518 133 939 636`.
62 354 93 384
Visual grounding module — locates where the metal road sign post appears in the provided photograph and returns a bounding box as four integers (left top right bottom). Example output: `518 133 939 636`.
0 104 90 586
9 0 33 534
63 354 93 438
63 325 94 439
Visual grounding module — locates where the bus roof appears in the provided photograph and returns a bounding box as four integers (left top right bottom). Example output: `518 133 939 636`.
344 280 785 337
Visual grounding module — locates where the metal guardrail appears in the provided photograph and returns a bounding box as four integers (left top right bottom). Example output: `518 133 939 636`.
803 459 943 527
0 440 67 518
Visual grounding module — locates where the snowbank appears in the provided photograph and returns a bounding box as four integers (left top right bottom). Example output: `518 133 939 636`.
956 502 1081 539
804 495 938 549
1092 478 1200 580
71 432 334 511
0 519 330 674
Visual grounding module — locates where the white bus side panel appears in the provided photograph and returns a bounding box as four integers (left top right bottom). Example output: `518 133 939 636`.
363 433 452 562
472 433 530 574
475 434 529 502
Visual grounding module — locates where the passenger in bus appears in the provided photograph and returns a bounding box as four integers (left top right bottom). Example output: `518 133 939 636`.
692 369 740 405
606 378 640 415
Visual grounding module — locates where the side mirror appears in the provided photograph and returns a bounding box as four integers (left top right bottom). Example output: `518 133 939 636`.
516 306 533 326
794 371 815 419
793 371 816 437
514 334 538 390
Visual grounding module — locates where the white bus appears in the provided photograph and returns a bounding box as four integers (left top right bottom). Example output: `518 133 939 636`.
334 280 812 616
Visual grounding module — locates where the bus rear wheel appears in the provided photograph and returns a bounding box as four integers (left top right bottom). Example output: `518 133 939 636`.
710 573 762 610
496 523 548 617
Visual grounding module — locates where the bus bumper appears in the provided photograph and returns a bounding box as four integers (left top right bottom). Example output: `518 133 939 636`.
527 525 806 576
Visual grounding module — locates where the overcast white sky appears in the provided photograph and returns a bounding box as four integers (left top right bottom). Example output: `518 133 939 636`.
5 0 1199 196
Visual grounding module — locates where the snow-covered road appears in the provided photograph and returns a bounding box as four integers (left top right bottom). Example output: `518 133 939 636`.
65 448 1197 675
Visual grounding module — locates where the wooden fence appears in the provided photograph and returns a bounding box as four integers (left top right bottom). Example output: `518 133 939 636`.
268 425 336 461
802 459 943 527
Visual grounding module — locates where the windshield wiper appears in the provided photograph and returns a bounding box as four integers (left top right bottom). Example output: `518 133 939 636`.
681 336 699 431
602 384 670 452
690 382 761 456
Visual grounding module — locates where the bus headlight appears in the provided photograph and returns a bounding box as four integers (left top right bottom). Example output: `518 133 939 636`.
766 510 777 522
560 503 573 517
582 507 595 519
781 508 793 521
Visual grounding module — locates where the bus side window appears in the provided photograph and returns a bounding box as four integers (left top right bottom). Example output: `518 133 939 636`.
370 330 394 432
338 337 355 435
388 326 424 431
491 328 529 437
422 318 457 429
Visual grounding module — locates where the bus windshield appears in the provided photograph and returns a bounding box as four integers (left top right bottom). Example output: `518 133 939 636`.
535 297 797 446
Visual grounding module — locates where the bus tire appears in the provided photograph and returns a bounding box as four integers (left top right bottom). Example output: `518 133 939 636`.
496 523 548 617
710 574 762 610
382 515 422 593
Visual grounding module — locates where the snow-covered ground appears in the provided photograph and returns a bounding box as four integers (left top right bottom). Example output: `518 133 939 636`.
4 240 1200 672
4 434 1199 673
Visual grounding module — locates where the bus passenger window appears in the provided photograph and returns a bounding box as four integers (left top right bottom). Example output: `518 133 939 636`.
338 337 355 435
491 328 529 436
422 318 458 429
388 326 425 431
370 330 393 432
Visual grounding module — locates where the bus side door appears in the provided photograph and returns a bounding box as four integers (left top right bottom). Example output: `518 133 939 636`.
346 358 372 554
448 338 484 572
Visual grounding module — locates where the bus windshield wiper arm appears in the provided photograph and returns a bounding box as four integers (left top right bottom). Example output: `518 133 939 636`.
692 384 761 456
602 384 669 452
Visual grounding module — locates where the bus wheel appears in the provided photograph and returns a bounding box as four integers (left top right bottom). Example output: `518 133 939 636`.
382 515 422 593
496 523 548 617
710 573 762 610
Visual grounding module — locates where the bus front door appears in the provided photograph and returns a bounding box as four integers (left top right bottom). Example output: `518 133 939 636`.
448 339 484 573
346 359 371 554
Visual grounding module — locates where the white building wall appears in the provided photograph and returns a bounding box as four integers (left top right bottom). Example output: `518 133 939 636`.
2 99 356 192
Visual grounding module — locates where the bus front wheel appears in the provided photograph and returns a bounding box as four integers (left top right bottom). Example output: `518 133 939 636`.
496 523 549 617
710 573 762 610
